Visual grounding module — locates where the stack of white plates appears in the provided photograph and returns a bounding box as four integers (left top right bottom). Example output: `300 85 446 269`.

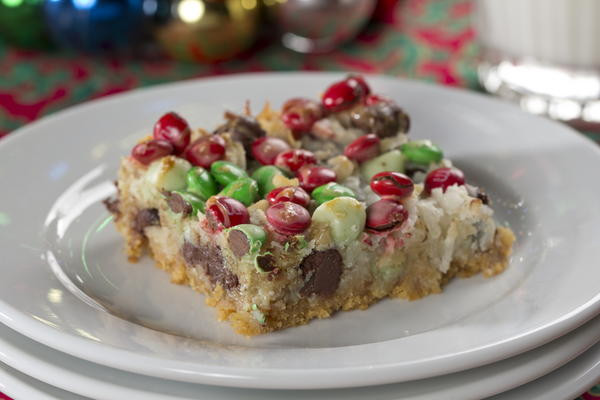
0 73 599 400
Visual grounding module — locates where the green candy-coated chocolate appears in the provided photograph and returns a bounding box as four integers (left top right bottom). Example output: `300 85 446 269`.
211 161 248 186
400 140 443 165
251 165 287 196
171 190 205 215
186 167 218 200
219 177 259 206
228 224 266 254
360 150 405 181
311 182 356 205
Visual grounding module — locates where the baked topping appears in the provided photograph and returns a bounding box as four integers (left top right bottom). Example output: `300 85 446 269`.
281 98 324 139
153 112 191 155
131 139 174 165
266 186 311 207
266 201 311 235
184 135 226 168
213 111 265 152
274 149 317 173
344 134 381 163
424 167 465 194
186 166 218 200
370 171 414 200
296 165 337 192
251 136 291 165
205 196 250 231
365 199 408 233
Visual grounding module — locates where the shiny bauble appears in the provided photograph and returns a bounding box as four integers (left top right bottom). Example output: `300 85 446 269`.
0 0 51 48
266 0 376 53
153 0 260 63
42 0 147 52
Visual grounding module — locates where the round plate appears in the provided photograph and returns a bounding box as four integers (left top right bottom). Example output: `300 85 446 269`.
0 316 599 400
0 73 599 389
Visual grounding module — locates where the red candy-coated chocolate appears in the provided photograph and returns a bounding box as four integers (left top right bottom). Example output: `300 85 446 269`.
266 201 311 235
344 134 381 162
131 139 174 165
322 75 369 112
365 199 408 233
274 149 317 172
364 93 390 106
153 112 191 154
296 165 337 192
251 136 291 165
424 167 465 194
281 98 323 139
184 135 226 168
266 186 311 207
205 196 249 231
370 171 414 199
347 75 371 96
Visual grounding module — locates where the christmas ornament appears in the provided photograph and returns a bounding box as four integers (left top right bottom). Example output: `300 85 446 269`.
42 0 146 52
153 0 260 62
0 0 51 48
266 0 376 53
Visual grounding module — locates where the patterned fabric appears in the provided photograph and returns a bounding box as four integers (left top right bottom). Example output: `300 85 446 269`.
0 0 598 398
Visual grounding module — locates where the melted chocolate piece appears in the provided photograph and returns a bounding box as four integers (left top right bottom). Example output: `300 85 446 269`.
299 249 343 297
102 197 120 216
133 208 160 233
181 240 239 289
466 185 490 205
228 230 249 258
166 192 192 216
336 103 410 138
214 111 265 152
256 254 276 272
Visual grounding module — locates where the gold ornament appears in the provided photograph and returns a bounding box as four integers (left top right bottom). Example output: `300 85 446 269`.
155 0 260 62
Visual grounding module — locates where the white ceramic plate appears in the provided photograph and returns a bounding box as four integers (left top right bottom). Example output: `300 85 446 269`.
0 315 599 400
1 73 600 389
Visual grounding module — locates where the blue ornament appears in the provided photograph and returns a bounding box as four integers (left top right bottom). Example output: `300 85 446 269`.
43 0 149 52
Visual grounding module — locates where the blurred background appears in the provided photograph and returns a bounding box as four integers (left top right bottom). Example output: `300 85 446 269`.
0 0 599 138
0 0 600 139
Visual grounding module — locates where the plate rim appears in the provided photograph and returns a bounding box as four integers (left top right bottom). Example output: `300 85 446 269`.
1 72 600 389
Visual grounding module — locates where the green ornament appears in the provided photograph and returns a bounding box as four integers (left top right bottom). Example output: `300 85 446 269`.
211 161 248 187
311 182 356 205
0 0 51 49
400 141 443 165
251 165 287 196
219 177 259 206
186 166 218 200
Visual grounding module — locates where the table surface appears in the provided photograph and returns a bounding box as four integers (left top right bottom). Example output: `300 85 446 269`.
0 0 598 398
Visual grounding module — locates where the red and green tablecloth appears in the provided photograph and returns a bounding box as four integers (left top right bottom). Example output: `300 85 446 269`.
0 0 598 398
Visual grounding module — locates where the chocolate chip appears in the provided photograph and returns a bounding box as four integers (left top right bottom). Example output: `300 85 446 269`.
181 240 239 289
299 249 343 297
256 254 276 272
466 184 490 205
228 230 249 258
133 208 160 233
336 103 410 138
102 197 120 216
214 111 265 152
166 192 193 216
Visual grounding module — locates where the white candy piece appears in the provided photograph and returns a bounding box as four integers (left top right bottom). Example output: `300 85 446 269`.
145 156 191 192
312 197 366 247
360 149 405 181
